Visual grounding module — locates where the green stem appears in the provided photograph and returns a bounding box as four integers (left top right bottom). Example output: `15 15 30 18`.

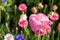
38 30 41 40
16 30 18 35
4 2 10 33
14 5 17 26
0 9 1 24
38 35 41 40
15 27 18 36
50 31 55 40
47 34 50 40
57 30 60 40
5 12 10 33
42 34 49 40
49 0 54 12
52 0 54 5
52 31 54 40
42 35 45 40
24 27 29 40
51 21 55 30
22 11 24 14
43 6 47 13
24 27 29 35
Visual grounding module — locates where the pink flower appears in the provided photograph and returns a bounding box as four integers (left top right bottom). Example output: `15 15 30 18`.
18 14 28 28
18 4 27 11
29 13 52 36
49 12 59 21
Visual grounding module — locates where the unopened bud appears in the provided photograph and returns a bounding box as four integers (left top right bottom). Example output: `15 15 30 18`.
12 30 14 33
52 5 58 11
38 3 43 9
31 7 37 14
16 27 18 30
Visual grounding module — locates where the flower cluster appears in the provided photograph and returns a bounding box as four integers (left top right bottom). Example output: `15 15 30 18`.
18 14 28 28
4 34 24 40
18 3 59 36
18 3 28 28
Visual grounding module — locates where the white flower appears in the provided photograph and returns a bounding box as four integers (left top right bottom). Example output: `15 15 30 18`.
20 14 27 21
4 34 14 40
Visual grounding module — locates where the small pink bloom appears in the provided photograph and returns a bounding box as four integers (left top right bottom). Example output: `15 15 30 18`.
29 13 52 36
50 12 59 21
18 14 28 28
18 4 27 11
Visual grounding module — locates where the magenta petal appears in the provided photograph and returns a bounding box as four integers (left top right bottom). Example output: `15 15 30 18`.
29 13 52 36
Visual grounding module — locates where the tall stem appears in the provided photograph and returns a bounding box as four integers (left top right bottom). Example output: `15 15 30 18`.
38 30 41 40
57 30 60 40
22 11 24 14
0 9 1 24
49 0 54 12
14 5 17 26
5 1 11 33
5 12 10 33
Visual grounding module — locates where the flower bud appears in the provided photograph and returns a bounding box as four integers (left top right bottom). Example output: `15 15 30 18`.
38 3 43 9
52 5 58 11
18 14 28 28
16 27 18 31
31 7 37 14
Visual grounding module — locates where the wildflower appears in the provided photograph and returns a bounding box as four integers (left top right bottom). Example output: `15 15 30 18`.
16 34 24 40
31 7 37 14
2 0 8 2
4 34 14 40
38 3 43 9
18 14 28 28
29 13 52 36
49 12 59 21
52 5 58 11
18 4 27 11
